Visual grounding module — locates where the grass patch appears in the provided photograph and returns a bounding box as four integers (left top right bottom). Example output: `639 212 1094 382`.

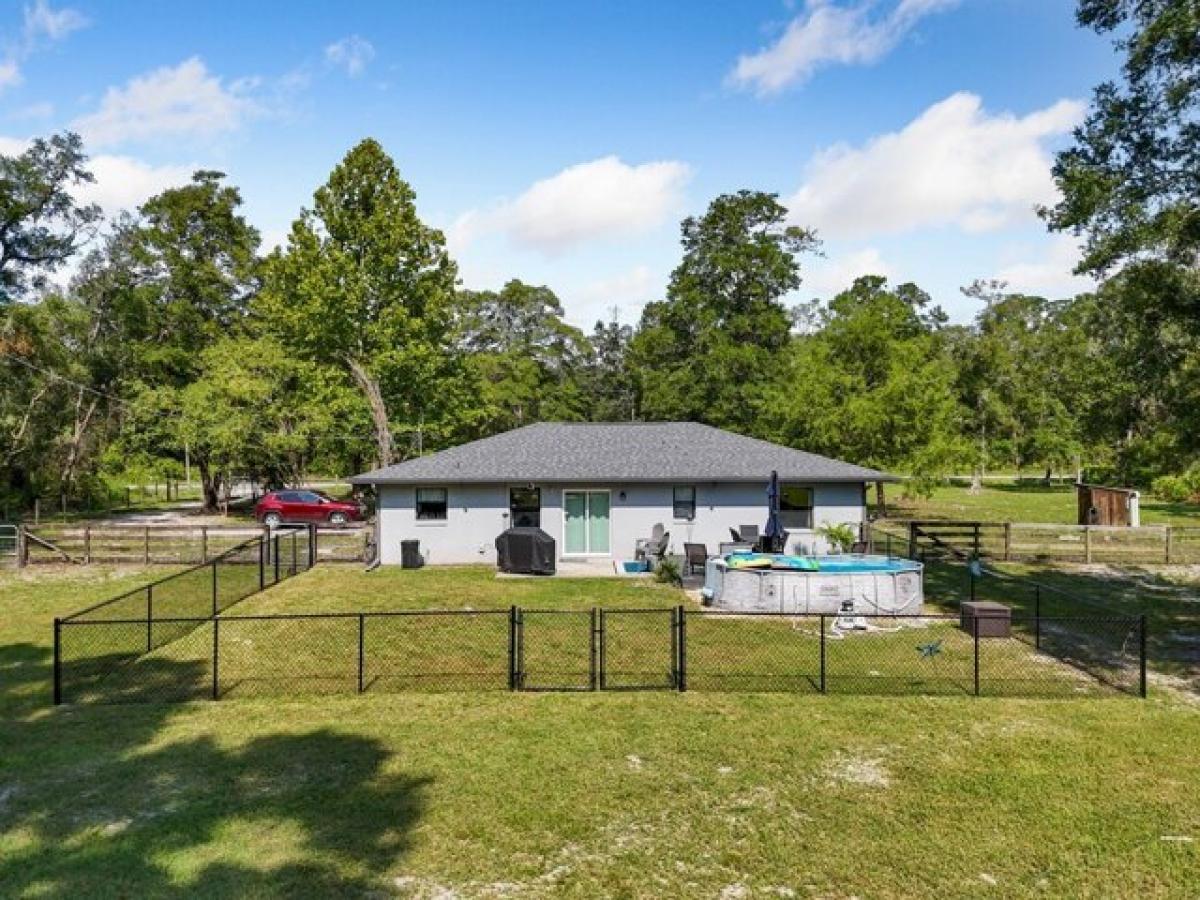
3 564 1199 896
878 481 1200 526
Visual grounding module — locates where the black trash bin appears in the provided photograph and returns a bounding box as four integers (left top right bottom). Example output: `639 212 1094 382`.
400 539 423 569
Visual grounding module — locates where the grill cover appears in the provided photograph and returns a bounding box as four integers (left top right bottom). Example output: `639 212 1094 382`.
495 527 556 575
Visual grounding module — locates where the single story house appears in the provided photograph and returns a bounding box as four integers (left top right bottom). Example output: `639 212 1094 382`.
350 422 894 565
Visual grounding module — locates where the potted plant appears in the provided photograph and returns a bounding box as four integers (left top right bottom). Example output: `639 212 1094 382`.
816 522 857 554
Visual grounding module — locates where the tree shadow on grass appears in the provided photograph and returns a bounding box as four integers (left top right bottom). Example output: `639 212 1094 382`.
0 646 431 897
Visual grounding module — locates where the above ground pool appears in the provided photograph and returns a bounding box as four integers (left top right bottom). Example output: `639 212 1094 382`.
702 553 924 615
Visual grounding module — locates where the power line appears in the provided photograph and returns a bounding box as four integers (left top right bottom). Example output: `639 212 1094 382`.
1 352 129 406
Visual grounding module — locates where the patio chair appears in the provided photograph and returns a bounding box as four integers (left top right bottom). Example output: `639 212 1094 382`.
641 531 670 564
850 541 869 554
683 542 708 576
738 524 759 543
635 523 666 560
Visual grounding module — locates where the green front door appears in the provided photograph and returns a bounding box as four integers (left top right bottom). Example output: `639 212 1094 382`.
563 490 610 555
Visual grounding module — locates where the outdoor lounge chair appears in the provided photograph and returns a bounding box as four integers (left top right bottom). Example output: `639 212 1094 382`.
635 524 666 560
683 542 708 576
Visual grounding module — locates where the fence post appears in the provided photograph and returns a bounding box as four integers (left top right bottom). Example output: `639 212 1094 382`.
676 605 687 692
1034 586 1041 651
358 613 366 693
590 608 598 691
508 606 518 691
973 615 980 697
16 525 26 569
819 614 827 694
146 584 153 652
309 524 317 568
258 537 265 591
1139 615 1147 699
516 607 525 690
144 526 150 565
669 608 677 689
212 618 220 700
211 560 218 616
201 526 208 564
1164 526 1172 565
273 535 280 583
907 522 917 560
53 617 62 705
1003 522 1012 562
84 526 91 565
1084 525 1092 564
291 531 298 575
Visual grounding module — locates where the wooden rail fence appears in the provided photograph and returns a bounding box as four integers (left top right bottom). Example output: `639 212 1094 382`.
9 524 370 567
872 519 1200 566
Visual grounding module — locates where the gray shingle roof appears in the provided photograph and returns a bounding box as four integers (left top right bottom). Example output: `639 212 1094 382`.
350 422 894 485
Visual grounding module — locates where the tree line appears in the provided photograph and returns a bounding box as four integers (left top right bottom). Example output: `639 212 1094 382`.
2 0 1197 512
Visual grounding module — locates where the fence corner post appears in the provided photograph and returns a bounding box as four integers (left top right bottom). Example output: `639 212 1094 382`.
212 617 220 701
52 617 62 705
1003 522 1012 562
589 607 598 691
973 615 980 697
1139 614 1148 699
16 524 26 569
819 614 827 694
358 613 366 693
676 604 687 692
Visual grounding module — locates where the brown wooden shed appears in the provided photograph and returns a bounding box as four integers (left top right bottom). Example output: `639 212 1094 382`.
1076 483 1140 527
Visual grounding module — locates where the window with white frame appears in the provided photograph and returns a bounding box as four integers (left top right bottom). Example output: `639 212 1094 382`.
673 485 696 520
415 487 448 520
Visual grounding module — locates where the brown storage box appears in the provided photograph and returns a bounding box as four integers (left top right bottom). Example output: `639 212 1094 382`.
960 601 1011 638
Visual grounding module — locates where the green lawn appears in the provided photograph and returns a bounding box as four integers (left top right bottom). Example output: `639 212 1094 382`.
922 558 1200 692
4 564 1200 897
878 480 1200 526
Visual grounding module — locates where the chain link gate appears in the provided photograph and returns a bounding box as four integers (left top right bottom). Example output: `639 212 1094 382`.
514 609 597 691
598 608 679 690
512 607 683 692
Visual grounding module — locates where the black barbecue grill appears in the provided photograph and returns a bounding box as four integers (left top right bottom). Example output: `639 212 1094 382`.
495 527 556 575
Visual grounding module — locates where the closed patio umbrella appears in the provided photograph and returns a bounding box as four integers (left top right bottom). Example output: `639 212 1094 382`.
763 470 786 553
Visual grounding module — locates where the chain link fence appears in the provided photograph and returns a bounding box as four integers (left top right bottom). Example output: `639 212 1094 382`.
55 527 314 704
55 603 1145 705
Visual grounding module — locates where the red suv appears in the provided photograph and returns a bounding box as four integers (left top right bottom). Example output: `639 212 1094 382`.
254 490 363 527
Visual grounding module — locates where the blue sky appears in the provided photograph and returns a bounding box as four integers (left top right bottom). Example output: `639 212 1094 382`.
0 0 1117 326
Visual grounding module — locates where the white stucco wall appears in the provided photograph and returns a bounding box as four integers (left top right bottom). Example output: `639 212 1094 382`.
376 480 868 565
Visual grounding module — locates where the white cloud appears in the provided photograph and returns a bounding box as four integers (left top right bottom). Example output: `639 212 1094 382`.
0 134 192 215
730 0 958 94
325 36 375 76
992 235 1096 299
79 155 193 214
803 247 895 299
73 57 259 146
451 156 692 255
0 60 21 91
572 265 661 325
23 0 88 43
0 1 87 93
785 92 1085 239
